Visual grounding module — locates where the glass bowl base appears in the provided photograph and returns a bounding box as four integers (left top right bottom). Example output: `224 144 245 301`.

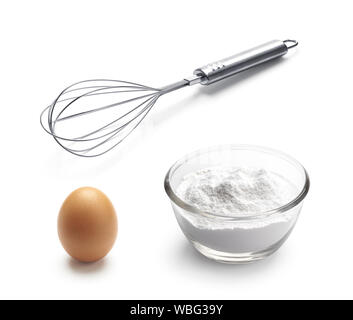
191 239 286 264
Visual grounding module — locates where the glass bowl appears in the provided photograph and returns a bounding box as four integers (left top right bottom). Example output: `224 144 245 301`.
164 145 310 264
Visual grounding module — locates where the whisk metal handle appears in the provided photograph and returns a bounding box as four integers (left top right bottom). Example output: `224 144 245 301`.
193 40 297 85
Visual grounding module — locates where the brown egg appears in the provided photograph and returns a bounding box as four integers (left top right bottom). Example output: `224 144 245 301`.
58 187 118 262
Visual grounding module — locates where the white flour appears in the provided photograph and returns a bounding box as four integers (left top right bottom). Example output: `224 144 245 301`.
176 167 296 216
173 166 301 255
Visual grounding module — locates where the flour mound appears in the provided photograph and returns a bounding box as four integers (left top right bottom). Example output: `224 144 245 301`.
176 167 297 216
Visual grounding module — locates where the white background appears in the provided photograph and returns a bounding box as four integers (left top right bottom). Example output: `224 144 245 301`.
1 0 352 299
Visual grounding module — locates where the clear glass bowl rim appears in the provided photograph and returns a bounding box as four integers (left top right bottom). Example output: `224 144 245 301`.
164 144 310 221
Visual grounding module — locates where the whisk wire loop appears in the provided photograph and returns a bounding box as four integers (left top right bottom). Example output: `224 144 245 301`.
40 79 163 157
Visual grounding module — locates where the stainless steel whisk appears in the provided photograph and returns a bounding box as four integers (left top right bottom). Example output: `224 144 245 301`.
40 39 298 157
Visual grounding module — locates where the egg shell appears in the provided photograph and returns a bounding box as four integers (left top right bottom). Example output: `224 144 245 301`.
58 187 118 262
